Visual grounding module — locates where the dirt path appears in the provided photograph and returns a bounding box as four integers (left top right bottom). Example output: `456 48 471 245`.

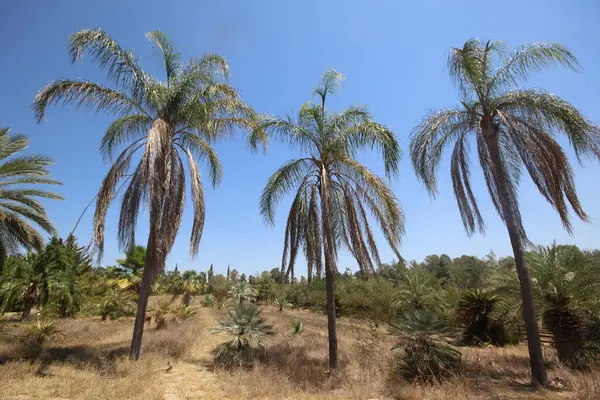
163 308 229 400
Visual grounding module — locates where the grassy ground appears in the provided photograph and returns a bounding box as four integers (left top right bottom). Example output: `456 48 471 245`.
1 296 598 400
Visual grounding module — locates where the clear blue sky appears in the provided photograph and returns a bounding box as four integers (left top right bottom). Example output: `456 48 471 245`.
1 0 599 276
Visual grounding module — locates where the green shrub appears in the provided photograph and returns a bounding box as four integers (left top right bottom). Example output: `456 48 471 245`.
388 309 461 382
210 304 274 368
393 338 462 382
291 319 304 336
89 288 136 320
178 305 196 320
201 294 214 308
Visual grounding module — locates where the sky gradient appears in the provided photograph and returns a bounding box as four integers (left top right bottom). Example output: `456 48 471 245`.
1 0 599 276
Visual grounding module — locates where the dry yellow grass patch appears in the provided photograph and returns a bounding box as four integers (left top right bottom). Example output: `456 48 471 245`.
1 298 599 399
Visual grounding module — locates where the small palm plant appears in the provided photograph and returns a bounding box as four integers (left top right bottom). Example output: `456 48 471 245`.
150 298 174 329
393 269 438 312
495 243 600 369
201 293 214 308
228 281 258 305
96 287 136 321
0 253 49 320
291 319 304 336
20 319 64 345
457 289 499 345
388 309 461 382
275 296 293 312
178 305 196 320
210 303 274 368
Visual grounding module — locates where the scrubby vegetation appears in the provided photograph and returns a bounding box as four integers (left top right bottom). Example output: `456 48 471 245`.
1 24 600 398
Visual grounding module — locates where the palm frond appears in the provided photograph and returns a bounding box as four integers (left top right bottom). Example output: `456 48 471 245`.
33 79 142 122
145 30 181 84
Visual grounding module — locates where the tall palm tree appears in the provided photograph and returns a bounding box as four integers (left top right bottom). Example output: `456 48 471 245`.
0 128 62 276
410 39 600 386
260 69 404 369
33 29 264 360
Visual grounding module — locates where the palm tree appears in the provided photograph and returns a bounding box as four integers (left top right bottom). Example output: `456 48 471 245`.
0 128 62 276
0 253 50 320
210 303 274 367
410 39 600 386
494 243 600 369
259 69 404 369
33 29 264 360
228 281 258 305
457 289 499 344
393 269 438 312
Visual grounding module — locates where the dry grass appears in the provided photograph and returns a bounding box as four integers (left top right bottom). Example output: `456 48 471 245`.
1 298 599 399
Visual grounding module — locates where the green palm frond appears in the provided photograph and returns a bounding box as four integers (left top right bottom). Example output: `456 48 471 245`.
35 30 261 270
145 30 181 84
0 129 61 272
261 69 404 282
411 38 600 242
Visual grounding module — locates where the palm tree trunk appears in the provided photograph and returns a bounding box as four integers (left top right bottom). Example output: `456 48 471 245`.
320 167 338 370
129 230 158 361
486 135 548 387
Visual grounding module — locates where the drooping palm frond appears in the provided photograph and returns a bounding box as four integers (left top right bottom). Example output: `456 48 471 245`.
261 69 404 283
34 30 261 269
411 39 600 242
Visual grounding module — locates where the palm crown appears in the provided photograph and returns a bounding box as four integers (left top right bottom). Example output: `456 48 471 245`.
259 69 404 280
0 128 62 274
410 39 600 241
33 29 264 265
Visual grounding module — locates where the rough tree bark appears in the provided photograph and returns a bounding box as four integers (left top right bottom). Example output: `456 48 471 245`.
484 124 548 387
320 167 338 370
129 230 158 361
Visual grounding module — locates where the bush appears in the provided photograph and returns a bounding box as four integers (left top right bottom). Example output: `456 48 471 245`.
291 319 304 336
394 339 462 382
457 289 501 346
201 294 214 308
89 288 136 321
388 309 461 382
178 305 196 320
210 304 274 368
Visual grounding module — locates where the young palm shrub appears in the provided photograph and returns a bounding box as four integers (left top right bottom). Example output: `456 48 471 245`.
410 39 600 386
0 128 62 277
20 319 64 346
388 309 461 382
457 289 500 345
228 281 258 305
275 296 293 312
1 253 50 320
210 303 274 368
178 305 196 320
150 298 174 329
393 269 438 312
201 293 214 308
34 29 264 360
291 319 304 336
259 69 404 369
95 287 136 321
